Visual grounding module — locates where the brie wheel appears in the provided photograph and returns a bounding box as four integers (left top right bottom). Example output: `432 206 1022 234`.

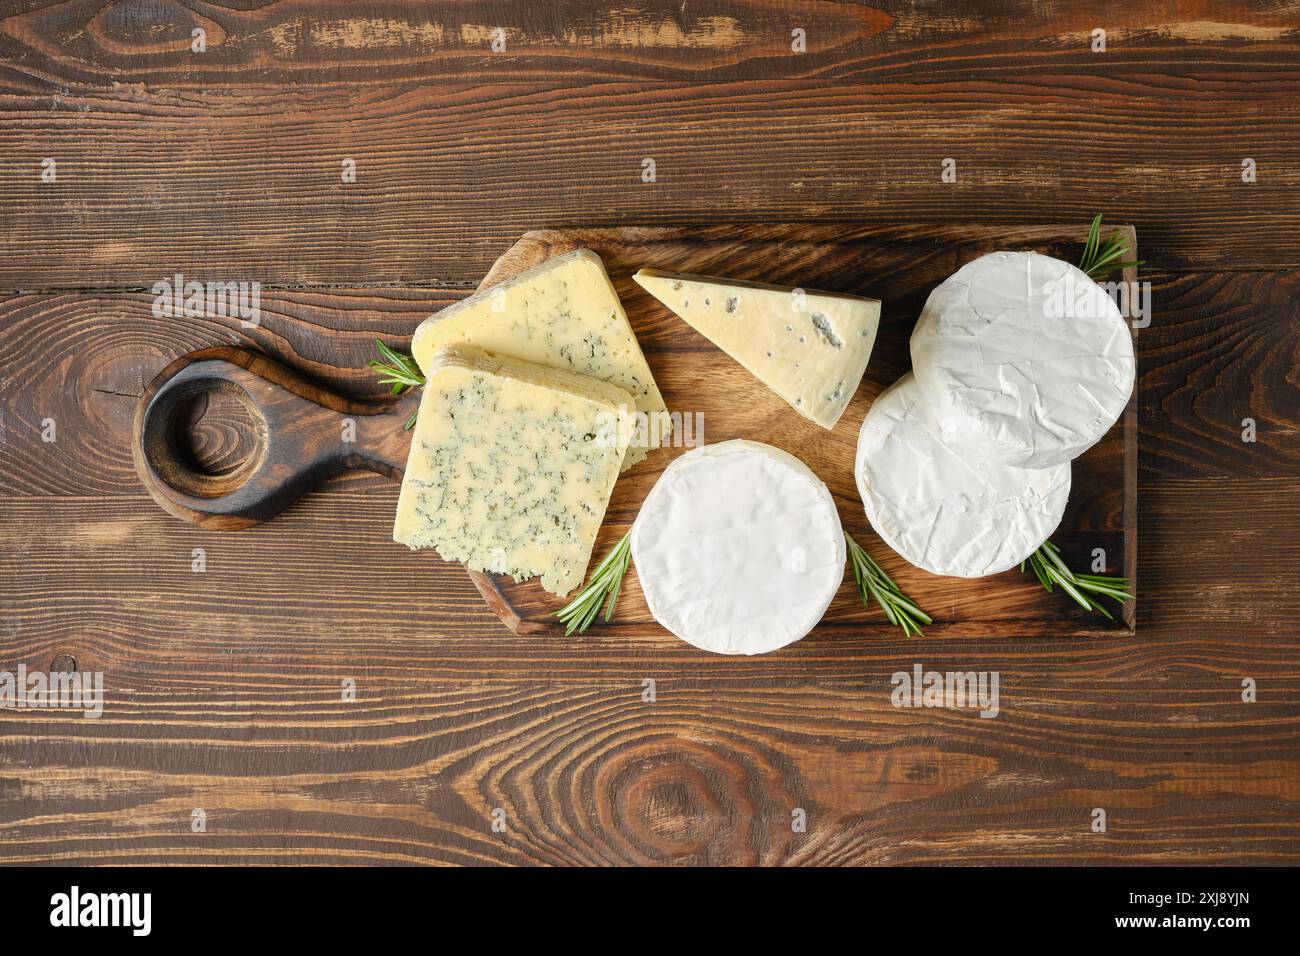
632 440 845 655
910 251 1135 469
855 374 1071 578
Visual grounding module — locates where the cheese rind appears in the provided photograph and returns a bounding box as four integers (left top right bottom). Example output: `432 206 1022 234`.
631 440 845 655
910 251 1135 469
633 268 880 429
855 373 1070 578
412 248 668 470
393 346 633 597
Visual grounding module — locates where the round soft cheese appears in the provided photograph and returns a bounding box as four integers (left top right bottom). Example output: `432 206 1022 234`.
910 250 1135 469
632 440 845 655
856 373 1071 578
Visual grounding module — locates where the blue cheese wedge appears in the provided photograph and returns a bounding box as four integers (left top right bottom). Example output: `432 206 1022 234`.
393 346 633 597
631 440 845 655
411 248 668 470
633 268 880 429
855 373 1071 578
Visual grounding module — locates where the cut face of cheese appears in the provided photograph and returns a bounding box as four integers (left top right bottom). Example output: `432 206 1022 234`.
910 251 1135 469
633 268 880 429
631 440 845 655
412 248 668 470
855 373 1070 578
393 346 633 597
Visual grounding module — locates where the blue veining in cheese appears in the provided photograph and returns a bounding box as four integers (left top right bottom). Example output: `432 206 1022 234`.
393 346 633 596
412 248 668 470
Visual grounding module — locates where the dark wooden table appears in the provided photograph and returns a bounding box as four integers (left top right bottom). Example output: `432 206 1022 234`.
2 1 1297 866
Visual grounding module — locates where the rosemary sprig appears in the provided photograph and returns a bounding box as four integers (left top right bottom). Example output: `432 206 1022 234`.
1078 213 1144 279
369 339 425 429
846 533 933 637
1021 540 1132 620
554 532 633 636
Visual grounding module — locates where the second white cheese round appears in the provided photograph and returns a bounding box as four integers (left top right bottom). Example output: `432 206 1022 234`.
910 250 1135 469
632 440 844 655
856 373 1071 578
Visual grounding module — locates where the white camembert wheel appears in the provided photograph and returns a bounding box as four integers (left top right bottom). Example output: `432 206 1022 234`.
632 440 844 655
855 373 1071 578
910 251 1134 469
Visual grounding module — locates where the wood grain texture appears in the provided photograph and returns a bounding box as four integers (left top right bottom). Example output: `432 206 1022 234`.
1 489 1297 862
1 483 1297 864
460 224 1137 634
0 676 1296 865
3 478 1298 865
1 80 1298 288
2 0 1299 866
0 287 464 496
1139 269 1300 477
3 0 1298 87
132 346 420 528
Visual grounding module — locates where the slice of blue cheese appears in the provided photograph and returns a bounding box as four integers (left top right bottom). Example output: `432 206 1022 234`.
393 346 633 597
633 268 880 429
411 249 668 470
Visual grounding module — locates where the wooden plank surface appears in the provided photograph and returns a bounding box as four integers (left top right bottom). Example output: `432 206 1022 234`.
1 81 1296 286
2 0 1299 866
5 1 1299 87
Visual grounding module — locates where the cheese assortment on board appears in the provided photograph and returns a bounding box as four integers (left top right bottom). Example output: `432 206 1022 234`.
411 248 669 470
633 268 880 429
909 251 1135 469
388 240 1132 652
854 373 1071 578
393 345 633 597
631 440 845 655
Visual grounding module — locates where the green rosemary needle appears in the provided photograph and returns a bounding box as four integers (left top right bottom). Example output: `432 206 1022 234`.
369 339 425 429
1078 213 1144 279
1021 540 1132 620
554 532 633 636
846 533 933 637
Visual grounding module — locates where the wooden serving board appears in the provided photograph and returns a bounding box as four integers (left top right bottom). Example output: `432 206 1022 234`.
469 224 1138 637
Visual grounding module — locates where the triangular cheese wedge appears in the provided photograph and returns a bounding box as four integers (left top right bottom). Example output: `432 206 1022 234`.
634 269 880 429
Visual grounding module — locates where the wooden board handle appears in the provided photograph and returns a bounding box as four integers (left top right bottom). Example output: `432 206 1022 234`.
132 346 417 529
